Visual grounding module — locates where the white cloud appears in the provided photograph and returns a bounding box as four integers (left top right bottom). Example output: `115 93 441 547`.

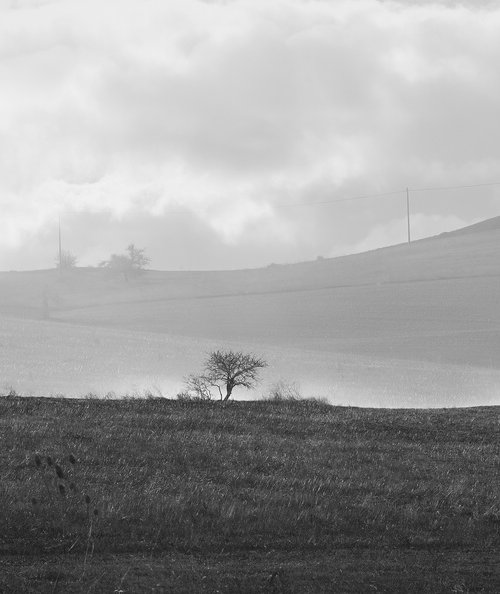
0 0 499 268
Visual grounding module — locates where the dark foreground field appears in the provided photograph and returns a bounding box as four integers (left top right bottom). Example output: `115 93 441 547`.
1 397 499 593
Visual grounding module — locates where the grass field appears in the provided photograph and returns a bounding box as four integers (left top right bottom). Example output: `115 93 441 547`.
1 396 499 592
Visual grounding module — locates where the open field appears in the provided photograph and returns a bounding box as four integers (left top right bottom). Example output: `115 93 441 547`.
1 396 499 592
1 315 499 407
1 217 500 406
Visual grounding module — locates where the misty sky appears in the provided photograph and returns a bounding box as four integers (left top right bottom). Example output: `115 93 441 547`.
1 0 500 271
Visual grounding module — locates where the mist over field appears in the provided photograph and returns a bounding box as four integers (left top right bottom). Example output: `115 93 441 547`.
1 0 500 406
1 216 499 407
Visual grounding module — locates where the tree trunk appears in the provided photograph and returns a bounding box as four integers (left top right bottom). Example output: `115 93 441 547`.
223 383 233 402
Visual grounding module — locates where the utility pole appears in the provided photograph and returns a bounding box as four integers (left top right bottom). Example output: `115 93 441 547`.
406 187 411 245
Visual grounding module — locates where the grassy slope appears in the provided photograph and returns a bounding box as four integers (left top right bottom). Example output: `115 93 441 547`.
1 397 499 593
15 230 500 363
1 219 500 316
53 274 500 367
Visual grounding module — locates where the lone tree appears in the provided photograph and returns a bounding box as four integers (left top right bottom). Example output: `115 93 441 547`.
99 244 150 280
201 349 268 402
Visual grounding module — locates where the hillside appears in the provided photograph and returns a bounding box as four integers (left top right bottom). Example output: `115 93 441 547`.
438 214 500 237
0 216 499 405
1 397 499 593
1 214 500 315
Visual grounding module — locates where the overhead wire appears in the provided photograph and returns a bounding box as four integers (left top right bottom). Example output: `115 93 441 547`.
274 180 500 208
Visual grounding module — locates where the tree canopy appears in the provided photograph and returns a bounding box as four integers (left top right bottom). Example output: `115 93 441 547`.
203 349 268 402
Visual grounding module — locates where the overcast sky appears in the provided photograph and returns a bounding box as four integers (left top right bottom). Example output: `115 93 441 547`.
1 0 499 270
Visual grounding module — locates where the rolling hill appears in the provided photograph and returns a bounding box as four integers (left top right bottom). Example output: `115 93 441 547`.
1 216 499 406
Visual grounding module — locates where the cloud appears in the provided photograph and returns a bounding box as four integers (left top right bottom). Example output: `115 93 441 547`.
1 0 499 268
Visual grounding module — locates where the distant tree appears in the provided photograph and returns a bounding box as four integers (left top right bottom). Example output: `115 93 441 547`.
189 349 268 403
56 250 78 270
126 244 150 271
99 244 150 280
99 253 133 280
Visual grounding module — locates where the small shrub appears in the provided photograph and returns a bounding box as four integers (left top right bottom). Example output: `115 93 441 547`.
181 374 215 401
176 390 205 402
265 379 302 402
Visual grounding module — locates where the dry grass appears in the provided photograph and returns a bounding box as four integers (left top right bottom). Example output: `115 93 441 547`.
1 396 499 592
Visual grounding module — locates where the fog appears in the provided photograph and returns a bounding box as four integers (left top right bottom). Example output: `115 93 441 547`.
1 218 500 407
1 0 500 407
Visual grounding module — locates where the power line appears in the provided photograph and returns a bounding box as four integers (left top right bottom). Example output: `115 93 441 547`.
275 180 500 208
276 189 403 208
55 179 500 258
410 181 500 193
273 179 500 248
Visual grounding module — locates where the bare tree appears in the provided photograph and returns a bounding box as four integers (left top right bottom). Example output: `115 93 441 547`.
183 374 213 400
202 349 268 402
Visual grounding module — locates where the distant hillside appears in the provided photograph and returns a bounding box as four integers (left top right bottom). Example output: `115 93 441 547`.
1 214 499 318
437 215 500 237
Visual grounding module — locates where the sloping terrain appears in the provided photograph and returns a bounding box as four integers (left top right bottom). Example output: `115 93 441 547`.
41 220 500 367
438 214 500 237
1 216 500 315
1 217 499 404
